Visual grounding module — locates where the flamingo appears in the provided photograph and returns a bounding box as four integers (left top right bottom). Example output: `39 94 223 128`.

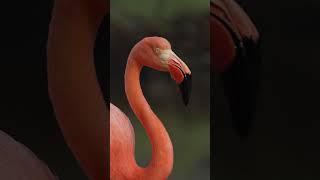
211 0 261 137
0 0 108 179
47 0 108 179
0 130 58 179
110 37 191 180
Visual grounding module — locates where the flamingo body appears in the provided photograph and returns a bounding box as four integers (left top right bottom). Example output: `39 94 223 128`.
0 131 57 180
110 103 138 179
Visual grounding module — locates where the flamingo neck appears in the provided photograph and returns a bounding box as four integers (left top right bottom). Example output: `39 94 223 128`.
124 57 173 179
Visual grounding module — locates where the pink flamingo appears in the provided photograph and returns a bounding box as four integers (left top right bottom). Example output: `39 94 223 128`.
211 0 261 137
211 0 259 72
110 37 191 179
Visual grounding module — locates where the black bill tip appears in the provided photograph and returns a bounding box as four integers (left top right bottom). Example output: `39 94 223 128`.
178 74 192 105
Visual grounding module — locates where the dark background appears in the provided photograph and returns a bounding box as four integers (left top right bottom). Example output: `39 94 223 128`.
213 0 320 179
0 1 108 179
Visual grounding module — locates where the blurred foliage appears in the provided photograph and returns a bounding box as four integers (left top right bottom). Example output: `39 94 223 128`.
111 0 208 21
110 0 210 179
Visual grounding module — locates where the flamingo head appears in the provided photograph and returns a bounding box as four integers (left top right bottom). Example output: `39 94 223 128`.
131 36 192 105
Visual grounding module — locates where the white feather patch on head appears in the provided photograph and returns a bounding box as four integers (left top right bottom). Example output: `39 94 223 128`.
158 49 172 61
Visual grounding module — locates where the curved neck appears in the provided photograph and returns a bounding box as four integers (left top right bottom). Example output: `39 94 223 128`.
125 57 173 179
47 6 107 180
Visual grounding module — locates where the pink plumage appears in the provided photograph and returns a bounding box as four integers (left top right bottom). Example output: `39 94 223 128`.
0 131 58 180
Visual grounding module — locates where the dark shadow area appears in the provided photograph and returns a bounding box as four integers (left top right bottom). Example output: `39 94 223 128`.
213 0 320 179
0 1 108 179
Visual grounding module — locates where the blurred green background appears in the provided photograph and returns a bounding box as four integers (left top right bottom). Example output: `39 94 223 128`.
110 0 210 179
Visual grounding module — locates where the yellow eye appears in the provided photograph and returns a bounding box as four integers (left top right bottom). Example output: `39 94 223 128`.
154 48 160 54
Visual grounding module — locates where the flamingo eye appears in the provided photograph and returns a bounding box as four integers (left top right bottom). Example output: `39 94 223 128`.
154 48 161 54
